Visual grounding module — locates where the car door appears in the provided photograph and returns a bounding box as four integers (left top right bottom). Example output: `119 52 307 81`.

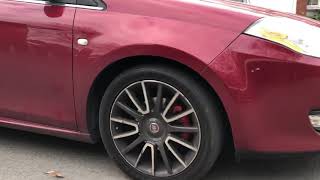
0 0 76 129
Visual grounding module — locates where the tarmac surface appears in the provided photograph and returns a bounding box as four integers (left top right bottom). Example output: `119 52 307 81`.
0 127 319 180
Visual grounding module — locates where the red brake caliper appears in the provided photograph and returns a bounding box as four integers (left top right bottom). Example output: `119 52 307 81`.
172 105 191 140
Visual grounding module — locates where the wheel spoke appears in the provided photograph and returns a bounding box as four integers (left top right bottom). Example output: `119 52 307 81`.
164 109 194 123
159 144 172 174
134 143 155 176
116 102 142 119
168 125 199 133
162 92 179 118
125 89 145 114
141 81 150 114
135 143 147 167
154 84 163 113
111 117 138 127
150 144 155 176
121 136 144 154
165 138 187 168
113 130 139 140
166 135 197 152
111 117 139 140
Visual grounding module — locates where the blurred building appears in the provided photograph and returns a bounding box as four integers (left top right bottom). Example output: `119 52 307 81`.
234 0 318 17
308 0 320 18
239 0 298 13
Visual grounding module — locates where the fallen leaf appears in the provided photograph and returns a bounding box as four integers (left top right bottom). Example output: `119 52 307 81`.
45 170 64 178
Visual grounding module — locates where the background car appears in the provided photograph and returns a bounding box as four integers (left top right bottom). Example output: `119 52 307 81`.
1 0 320 179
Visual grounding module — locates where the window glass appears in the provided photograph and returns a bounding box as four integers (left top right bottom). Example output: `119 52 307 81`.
309 0 319 5
77 0 98 6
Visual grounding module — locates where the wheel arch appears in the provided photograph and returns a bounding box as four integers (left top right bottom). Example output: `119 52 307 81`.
86 55 235 154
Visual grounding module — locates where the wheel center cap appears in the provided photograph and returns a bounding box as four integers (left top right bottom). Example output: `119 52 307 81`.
149 122 160 134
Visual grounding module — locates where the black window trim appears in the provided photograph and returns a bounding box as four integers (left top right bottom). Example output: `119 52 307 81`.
14 0 106 11
77 0 106 10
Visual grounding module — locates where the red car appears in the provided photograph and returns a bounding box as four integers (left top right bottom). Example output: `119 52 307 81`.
2 0 320 179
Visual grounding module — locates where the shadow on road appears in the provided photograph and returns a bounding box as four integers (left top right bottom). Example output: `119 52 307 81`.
0 127 318 180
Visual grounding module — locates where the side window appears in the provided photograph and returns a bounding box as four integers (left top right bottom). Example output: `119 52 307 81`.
36 0 76 4
77 0 106 10
32 0 106 9
77 0 98 6
54 0 77 4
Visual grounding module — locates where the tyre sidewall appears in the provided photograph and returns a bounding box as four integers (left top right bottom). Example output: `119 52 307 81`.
99 65 223 180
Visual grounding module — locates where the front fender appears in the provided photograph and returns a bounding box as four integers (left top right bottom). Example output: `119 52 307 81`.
72 2 252 133
73 43 211 133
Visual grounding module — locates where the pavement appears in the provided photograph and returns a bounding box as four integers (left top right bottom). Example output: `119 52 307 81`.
0 127 319 180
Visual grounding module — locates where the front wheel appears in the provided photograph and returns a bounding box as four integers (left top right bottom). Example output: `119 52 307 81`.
99 65 224 180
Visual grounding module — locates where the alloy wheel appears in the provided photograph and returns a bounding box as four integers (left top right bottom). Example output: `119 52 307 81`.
109 80 201 177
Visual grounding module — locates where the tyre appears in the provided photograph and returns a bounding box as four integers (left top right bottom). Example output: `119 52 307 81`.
99 64 224 180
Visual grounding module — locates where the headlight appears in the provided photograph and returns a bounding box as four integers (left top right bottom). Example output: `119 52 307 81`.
244 17 320 58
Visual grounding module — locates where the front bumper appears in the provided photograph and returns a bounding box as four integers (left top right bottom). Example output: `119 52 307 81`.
203 34 320 153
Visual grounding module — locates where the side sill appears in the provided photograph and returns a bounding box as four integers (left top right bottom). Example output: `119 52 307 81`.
0 117 94 143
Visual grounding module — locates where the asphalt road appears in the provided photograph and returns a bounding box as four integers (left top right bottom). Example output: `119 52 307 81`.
0 127 319 180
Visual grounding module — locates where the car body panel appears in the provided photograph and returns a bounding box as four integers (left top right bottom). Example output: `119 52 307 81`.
73 0 261 133
203 34 320 153
0 1 77 129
